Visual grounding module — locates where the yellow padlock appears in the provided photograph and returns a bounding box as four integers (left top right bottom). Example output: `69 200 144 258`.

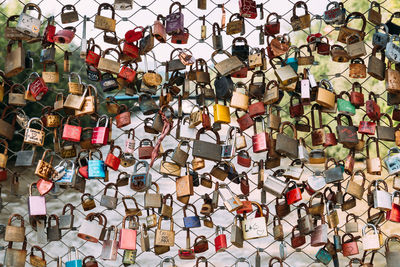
213 98 231 124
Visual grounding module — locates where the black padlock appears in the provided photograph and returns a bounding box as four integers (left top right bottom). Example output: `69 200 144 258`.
100 73 119 92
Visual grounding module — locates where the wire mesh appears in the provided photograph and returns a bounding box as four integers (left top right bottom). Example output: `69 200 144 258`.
0 0 399 266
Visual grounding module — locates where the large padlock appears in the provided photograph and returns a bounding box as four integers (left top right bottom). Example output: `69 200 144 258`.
94 3 116 32
78 213 105 243
372 179 392 211
28 182 46 218
297 203 314 235
16 3 42 37
144 182 162 209
4 238 27 267
183 203 201 228
119 215 138 250
105 145 122 171
62 116 82 142
211 50 244 76
5 214 25 242
155 217 175 247
59 203 75 230
362 223 381 251
165 2 184 35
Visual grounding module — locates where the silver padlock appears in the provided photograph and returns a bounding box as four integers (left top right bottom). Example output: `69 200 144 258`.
372 179 393 211
386 35 400 64
16 3 42 38
221 126 237 159
100 225 118 261
100 183 118 210
77 213 105 243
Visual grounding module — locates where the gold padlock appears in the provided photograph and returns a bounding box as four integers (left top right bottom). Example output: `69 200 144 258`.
230 82 249 111
316 79 336 109
24 118 45 146
42 61 59 83
213 98 231 124
34 149 54 179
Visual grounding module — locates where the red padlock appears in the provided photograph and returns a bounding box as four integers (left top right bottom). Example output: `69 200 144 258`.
236 111 254 131
231 66 248 78
86 39 102 67
119 215 137 250
121 40 139 59
323 125 337 147
252 117 269 153
342 233 359 256
171 28 189 44
248 101 265 118
366 92 381 121
0 168 7 182
91 115 110 145
125 26 144 43
79 165 88 179
236 200 253 214
317 37 331 55
214 226 227 253
28 72 48 101
386 191 400 223
239 0 257 19
115 104 131 128
264 12 280 35
358 114 376 135
118 62 137 83
62 116 82 142
237 150 251 168
138 139 154 160
105 146 122 171
289 94 304 118
43 17 56 45
54 26 76 44
202 106 211 129
286 181 302 205
350 82 364 107
36 178 54 196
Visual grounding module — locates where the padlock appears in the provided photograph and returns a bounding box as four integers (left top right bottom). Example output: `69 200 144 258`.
310 215 328 247
59 203 75 230
100 225 119 261
119 215 138 250
100 183 118 210
122 196 142 216
291 225 306 248
88 150 105 179
270 57 298 86
290 93 304 118
16 3 41 37
290 1 311 31
5 214 25 242
30 245 47 267
54 160 76 185
252 116 269 153
24 118 45 146
249 70 267 98
28 182 46 218
91 115 109 146
286 181 302 205
144 182 162 209
81 193 96 211
211 50 244 76
362 223 381 251
366 137 382 175
146 208 157 229
83 256 98 267
105 145 122 171
61 4 79 23
27 72 48 101
297 203 314 235
326 201 339 229
371 179 393 211
345 213 359 233
47 214 61 241
5 238 28 267
226 13 244 35
242 202 267 240
171 141 190 167
342 192 357 211
131 161 152 192
161 194 174 218
65 247 82 267
154 217 175 248
94 3 116 32
214 226 227 253
78 213 105 243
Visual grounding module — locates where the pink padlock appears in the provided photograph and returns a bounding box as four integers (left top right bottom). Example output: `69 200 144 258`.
119 215 137 250
92 115 110 145
125 128 135 154
54 26 76 44
28 183 47 217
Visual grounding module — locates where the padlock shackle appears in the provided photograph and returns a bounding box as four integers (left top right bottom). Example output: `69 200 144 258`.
62 203 75 215
346 213 358 223
385 234 400 252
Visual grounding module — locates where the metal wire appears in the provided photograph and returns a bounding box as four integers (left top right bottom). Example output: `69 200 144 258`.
0 0 398 266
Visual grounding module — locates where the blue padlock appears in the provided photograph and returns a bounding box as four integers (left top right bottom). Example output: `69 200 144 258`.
131 161 152 192
315 246 332 265
56 160 76 185
183 203 201 228
88 150 105 179
65 247 82 267
384 147 400 175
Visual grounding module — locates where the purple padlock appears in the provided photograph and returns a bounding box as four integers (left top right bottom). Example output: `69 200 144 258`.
166 2 184 35
28 182 47 216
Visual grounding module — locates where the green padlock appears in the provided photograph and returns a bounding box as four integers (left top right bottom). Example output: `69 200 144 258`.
122 249 137 265
337 91 355 116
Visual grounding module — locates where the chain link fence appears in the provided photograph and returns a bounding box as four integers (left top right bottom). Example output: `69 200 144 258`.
0 0 399 266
